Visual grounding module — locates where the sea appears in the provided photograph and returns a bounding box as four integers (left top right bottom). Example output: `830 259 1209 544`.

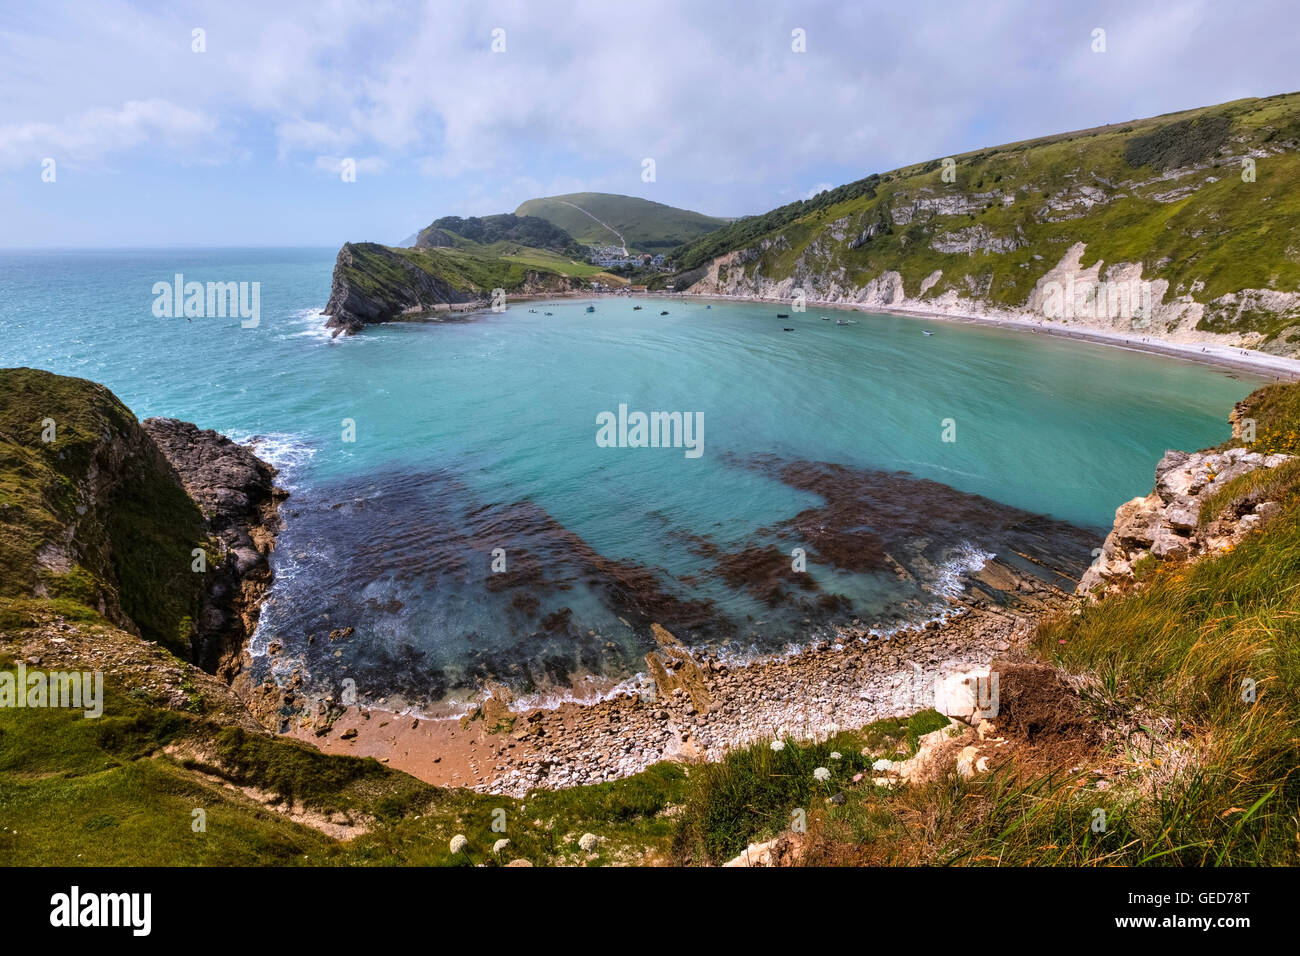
0 247 1270 713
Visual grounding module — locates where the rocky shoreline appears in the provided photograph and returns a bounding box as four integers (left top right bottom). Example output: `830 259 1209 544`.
142 418 287 682
289 557 1065 797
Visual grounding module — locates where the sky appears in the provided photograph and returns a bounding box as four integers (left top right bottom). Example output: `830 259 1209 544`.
0 0 1296 248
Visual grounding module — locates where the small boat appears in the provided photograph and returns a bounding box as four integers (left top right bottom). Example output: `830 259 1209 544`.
660 310 669 315
836 318 856 326
706 305 711 309
821 316 830 321
922 330 934 335
586 305 595 313
632 305 642 310
544 311 553 316
528 308 537 313
782 327 795 332
776 313 790 318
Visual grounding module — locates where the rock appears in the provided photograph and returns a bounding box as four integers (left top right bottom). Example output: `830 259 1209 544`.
1077 433 1292 601
1150 528 1192 560
1154 450 1192 500
1164 497 1201 531
934 669 994 721
141 416 285 682
956 745 981 779
1113 495 1162 548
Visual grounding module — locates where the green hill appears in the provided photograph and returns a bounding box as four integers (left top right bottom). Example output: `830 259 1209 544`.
416 213 585 259
666 92 1300 356
514 192 729 253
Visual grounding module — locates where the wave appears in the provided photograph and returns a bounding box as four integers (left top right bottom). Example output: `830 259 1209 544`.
929 541 995 599
282 306 337 343
225 431 317 487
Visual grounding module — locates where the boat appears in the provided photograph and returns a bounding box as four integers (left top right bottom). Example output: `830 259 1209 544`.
660 310 669 315
632 305 642 310
544 311 553 316
706 305 711 309
776 313 790 318
586 305 595 313
782 327 795 331
821 316 830 321
922 330 934 335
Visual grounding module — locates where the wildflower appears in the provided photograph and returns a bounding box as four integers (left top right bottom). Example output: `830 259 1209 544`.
450 834 468 854
492 838 510 855
852 772 864 783
770 739 785 752
829 751 842 760
813 767 831 782
578 832 599 853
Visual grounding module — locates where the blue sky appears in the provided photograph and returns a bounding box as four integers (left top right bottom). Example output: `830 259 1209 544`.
1 0 1296 248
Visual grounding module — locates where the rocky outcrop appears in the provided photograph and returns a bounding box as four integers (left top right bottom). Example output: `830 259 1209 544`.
0 368 284 676
1078 445 1290 597
323 242 484 336
141 418 286 679
322 241 587 336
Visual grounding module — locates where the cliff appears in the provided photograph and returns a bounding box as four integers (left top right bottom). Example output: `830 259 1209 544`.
323 240 588 336
0 367 282 669
671 92 1300 356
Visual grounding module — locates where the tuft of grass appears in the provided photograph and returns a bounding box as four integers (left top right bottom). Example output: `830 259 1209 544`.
671 712 945 865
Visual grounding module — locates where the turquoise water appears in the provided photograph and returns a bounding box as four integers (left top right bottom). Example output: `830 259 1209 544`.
0 248 1269 708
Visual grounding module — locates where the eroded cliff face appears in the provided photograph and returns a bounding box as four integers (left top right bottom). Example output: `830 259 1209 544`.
141 418 285 681
322 241 586 336
323 242 482 335
0 368 284 675
680 97 1300 356
687 239 1300 355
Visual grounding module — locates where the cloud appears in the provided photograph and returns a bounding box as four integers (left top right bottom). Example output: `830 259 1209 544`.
0 98 221 169
1 0 1296 227
277 119 355 158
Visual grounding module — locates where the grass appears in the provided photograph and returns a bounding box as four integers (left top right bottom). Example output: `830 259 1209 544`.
514 192 728 253
671 712 945 864
0 368 206 656
669 92 1300 347
0 649 691 866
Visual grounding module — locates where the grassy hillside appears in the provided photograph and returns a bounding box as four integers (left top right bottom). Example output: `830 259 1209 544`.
416 213 586 259
515 192 729 252
361 242 614 290
0 368 209 656
669 92 1300 352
